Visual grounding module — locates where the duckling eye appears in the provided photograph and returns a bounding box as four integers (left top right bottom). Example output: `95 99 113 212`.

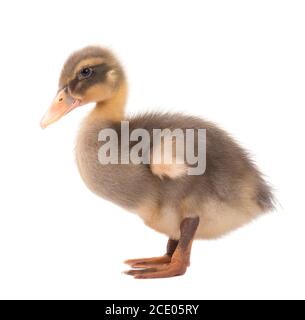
79 67 93 80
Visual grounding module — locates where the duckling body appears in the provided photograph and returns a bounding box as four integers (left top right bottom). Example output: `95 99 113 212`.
76 109 272 241
41 46 274 278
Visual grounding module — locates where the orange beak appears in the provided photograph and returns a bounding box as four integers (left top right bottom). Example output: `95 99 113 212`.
40 88 81 129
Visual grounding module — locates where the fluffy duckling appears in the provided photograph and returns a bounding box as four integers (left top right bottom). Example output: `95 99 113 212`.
41 46 274 279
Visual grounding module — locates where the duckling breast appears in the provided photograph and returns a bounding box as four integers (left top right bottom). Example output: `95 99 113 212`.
75 117 160 209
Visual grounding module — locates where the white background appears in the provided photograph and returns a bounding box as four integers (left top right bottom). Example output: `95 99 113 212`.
0 0 304 300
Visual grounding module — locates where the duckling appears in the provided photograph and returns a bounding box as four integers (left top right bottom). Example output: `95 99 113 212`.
41 46 274 279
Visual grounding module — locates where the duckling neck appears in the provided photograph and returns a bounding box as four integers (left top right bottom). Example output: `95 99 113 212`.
88 83 127 123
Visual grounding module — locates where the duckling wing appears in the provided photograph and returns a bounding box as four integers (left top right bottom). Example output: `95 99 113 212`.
149 133 188 179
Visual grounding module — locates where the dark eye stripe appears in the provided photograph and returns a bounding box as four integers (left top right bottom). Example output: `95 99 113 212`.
68 63 112 94
94 63 111 73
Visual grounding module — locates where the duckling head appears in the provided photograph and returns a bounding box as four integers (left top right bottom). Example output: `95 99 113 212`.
41 46 125 128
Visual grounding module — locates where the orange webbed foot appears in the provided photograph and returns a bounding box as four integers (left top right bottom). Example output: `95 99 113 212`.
124 255 171 269
124 260 188 279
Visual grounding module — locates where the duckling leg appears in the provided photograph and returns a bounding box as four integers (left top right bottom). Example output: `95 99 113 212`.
125 217 199 279
124 239 179 268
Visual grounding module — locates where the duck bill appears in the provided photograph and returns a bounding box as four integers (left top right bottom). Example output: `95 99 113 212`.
40 88 81 129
